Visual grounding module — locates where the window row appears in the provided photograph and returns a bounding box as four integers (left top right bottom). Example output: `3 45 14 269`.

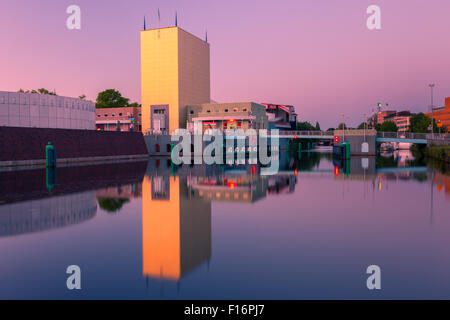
190 107 248 115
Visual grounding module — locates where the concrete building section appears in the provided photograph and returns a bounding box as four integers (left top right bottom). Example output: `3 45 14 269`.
186 102 268 134
0 91 95 130
260 103 297 130
334 129 377 156
426 97 450 132
96 106 142 132
141 27 210 134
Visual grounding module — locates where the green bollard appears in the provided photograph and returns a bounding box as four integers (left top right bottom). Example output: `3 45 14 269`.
45 142 56 168
298 142 302 159
46 167 56 192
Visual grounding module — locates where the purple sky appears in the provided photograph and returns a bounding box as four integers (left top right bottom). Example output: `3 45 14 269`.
1 0 449 128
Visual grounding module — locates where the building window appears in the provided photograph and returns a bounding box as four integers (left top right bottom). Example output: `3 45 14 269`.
139 113 142 116
119 113 122 116
225 109 229 112
97 115 101 118
207 109 211 113
190 110 194 114
243 108 247 112
233 108 238 112
112 113 115 117
104 114 108 117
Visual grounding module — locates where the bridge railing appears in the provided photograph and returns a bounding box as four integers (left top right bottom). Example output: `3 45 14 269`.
376 132 428 140
427 133 450 141
276 130 335 136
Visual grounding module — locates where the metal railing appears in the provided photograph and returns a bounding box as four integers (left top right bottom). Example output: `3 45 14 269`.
376 132 428 140
275 130 335 136
427 133 450 141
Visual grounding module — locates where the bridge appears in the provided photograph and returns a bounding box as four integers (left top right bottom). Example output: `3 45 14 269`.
274 130 449 145
275 129 449 156
376 132 428 144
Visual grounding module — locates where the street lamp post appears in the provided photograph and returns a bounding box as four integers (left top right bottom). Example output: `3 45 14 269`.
363 113 367 141
342 113 345 142
429 83 435 138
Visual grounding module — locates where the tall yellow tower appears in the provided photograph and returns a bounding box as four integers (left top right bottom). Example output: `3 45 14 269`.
141 27 210 134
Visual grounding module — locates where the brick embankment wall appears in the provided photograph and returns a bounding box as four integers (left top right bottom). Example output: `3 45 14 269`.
0 126 149 166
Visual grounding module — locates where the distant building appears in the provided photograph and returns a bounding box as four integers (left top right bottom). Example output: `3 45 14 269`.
260 103 297 130
0 91 95 130
384 111 411 132
377 110 396 125
186 102 268 134
426 97 450 132
95 106 142 132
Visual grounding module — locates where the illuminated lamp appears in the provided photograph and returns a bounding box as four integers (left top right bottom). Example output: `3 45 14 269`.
228 182 237 189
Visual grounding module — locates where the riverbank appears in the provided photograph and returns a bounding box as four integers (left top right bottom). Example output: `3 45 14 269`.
426 145 450 164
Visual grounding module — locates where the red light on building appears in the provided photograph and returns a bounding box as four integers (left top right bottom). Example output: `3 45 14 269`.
334 136 339 143
228 182 237 189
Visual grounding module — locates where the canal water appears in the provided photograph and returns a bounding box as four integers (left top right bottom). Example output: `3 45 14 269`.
0 150 449 299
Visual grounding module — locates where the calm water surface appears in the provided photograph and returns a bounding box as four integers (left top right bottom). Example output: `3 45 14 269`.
0 150 449 299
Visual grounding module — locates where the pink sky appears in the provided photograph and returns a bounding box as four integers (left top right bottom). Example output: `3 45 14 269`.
1 0 449 128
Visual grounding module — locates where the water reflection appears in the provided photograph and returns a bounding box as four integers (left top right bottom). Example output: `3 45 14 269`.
142 174 211 281
0 152 449 299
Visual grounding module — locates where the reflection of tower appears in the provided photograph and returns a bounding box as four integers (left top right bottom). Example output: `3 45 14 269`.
142 175 211 280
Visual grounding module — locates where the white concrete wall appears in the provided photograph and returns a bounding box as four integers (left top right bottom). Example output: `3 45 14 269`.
0 91 96 130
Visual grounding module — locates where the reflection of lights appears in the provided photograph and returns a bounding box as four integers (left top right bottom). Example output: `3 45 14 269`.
228 182 237 189
294 169 298 176
156 160 160 168
334 166 339 177
252 166 256 175
378 181 382 191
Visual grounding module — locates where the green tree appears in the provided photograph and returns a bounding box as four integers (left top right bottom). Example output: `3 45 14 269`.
379 120 398 132
79 94 86 100
315 121 321 131
128 102 141 108
409 113 437 133
357 122 369 129
37 88 56 95
97 198 130 213
297 121 316 131
96 89 130 108
337 123 347 130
